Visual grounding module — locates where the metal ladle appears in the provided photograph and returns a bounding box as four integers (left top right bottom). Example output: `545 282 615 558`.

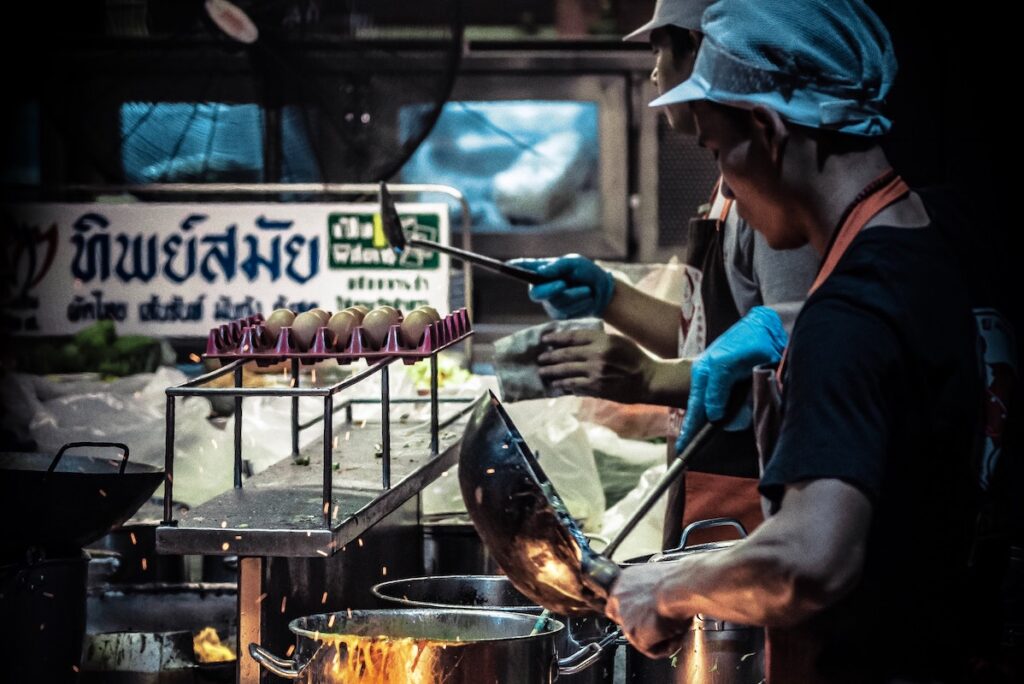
379 181 549 284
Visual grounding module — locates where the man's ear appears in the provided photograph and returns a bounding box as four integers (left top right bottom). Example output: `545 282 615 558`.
750 105 789 169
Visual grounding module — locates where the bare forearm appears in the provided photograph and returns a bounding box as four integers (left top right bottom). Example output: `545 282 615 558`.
654 537 821 626
603 280 682 358
644 358 692 406
653 480 870 626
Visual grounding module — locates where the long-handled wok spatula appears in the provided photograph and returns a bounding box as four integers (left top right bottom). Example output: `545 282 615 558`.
379 182 549 285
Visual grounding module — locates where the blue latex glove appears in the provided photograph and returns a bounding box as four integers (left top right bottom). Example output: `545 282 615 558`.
509 255 615 320
675 306 788 454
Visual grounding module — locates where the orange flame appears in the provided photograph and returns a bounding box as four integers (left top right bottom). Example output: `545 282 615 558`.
310 634 463 683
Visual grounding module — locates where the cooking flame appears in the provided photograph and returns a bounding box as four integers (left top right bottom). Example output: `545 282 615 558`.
193 626 236 663
313 634 461 683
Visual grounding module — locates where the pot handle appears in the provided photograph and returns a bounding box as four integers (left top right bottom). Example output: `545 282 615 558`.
673 517 748 552
248 643 312 680
557 629 621 676
50 441 131 474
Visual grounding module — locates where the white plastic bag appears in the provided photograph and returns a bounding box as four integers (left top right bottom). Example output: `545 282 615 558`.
503 397 606 530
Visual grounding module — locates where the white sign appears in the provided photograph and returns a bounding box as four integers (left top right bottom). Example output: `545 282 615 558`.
3 202 450 336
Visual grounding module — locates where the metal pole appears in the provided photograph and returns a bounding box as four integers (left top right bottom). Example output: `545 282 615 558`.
163 396 175 524
238 557 263 684
323 395 333 526
291 358 300 459
430 354 439 455
234 365 243 489
381 365 391 489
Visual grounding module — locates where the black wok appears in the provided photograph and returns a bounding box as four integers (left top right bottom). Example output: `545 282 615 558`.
0 442 163 559
458 391 726 616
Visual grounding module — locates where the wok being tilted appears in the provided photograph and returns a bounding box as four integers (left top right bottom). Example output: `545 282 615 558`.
459 392 723 616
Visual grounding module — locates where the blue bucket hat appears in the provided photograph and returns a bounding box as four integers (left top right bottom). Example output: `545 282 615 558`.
649 0 897 136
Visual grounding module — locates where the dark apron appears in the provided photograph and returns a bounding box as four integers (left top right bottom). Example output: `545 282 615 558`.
752 171 910 683
662 185 764 550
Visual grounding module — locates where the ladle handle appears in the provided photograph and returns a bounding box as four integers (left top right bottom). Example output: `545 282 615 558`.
602 379 753 560
602 422 716 559
406 238 550 284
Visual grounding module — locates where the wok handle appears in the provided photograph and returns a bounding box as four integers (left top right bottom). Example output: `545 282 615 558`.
50 441 131 475
583 553 622 594
558 629 622 676
248 643 307 679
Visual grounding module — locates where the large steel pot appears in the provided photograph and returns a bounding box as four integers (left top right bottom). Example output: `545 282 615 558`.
621 519 764 684
249 608 607 683
372 575 617 683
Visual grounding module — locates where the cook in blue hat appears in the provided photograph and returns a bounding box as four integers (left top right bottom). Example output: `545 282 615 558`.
604 2 986 682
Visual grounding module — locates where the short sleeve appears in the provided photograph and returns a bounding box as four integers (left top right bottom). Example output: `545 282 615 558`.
759 294 904 506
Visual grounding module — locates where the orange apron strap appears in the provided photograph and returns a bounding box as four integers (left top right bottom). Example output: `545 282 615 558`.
704 176 734 224
717 196 734 224
807 173 911 296
776 171 909 388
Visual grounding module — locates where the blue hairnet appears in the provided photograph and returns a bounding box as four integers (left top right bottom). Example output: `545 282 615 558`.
650 0 897 136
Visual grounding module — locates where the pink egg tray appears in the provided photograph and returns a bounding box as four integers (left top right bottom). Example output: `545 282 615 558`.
203 308 472 366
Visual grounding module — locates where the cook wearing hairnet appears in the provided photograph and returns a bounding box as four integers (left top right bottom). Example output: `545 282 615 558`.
604 2 983 682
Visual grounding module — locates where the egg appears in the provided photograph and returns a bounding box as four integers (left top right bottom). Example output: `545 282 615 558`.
290 311 323 351
264 308 295 343
361 306 402 349
327 311 359 350
308 308 332 325
400 309 435 348
414 305 442 322
343 305 369 324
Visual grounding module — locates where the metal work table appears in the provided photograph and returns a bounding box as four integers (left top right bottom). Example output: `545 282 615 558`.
156 396 478 558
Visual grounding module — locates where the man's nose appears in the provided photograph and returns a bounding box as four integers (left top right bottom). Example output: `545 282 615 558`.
650 67 658 86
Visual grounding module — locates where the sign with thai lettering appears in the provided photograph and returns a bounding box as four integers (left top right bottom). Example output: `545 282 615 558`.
3 202 450 336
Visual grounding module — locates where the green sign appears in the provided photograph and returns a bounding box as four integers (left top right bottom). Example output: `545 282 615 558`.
327 212 441 270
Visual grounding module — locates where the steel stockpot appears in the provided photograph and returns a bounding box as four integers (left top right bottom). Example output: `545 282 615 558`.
620 518 764 684
372 575 617 683
250 608 608 683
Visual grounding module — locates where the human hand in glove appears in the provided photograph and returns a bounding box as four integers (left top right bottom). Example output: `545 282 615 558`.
537 329 656 403
509 254 615 320
675 306 788 454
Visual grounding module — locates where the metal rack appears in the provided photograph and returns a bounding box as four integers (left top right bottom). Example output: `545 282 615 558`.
161 325 473 531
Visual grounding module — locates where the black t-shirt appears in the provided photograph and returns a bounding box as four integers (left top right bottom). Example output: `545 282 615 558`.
759 223 980 682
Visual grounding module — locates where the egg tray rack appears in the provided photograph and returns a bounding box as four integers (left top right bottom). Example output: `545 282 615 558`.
162 308 476 530
202 308 472 366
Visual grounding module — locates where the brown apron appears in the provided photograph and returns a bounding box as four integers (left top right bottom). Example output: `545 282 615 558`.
752 170 910 683
663 180 764 550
